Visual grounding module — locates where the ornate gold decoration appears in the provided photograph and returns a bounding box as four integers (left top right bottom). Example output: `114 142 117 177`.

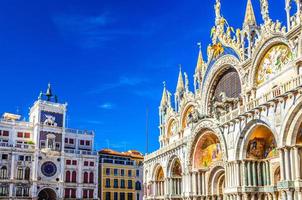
211 43 224 58
256 44 292 85
167 120 177 137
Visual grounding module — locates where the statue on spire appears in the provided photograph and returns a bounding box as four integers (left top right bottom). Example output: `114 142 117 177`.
215 0 221 20
260 0 270 23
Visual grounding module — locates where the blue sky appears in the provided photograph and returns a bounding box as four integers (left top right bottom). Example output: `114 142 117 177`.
0 0 287 153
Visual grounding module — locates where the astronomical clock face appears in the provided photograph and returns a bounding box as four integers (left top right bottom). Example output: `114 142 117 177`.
256 44 292 85
41 161 57 177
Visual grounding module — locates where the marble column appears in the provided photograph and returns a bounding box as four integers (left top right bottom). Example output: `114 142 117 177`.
257 162 262 186
252 161 257 186
284 148 291 181
266 161 270 186
263 162 267 186
247 161 252 186
294 147 301 180
192 172 197 195
197 171 201 195
280 149 285 181
287 191 293 200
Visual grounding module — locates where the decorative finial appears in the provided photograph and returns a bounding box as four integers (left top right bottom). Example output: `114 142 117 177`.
163 81 166 88
197 42 202 50
45 83 53 101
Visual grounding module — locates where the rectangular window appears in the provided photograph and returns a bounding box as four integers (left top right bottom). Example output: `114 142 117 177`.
18 155 24 161
83 189 88 198
17 132 23 138
25 156 31 161
106 178 111 188
128 193 133 200
2 131 9 137
114 169 118 176
17 168 23 180
106 192 111 200
1 154 8 160
24 132 30 138
120 192 125 200
89 189 93 198
90 162 94 167
84 161 89 166
121 180 125 188
128 180 133 189
86 140 90 146
136 193 140 200
69 138 74 144
121 169 125 176
80 140 84 145
16 187 22 196
23 187 29 197
65 138 68 143
128 170 132 177
106 168 110 175
66 160 71 165
114 192 118 200
136 170 139 177
71 189 76 198
72 160 77 165
114 179 118 188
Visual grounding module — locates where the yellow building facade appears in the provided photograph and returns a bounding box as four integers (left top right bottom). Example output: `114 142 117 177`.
98 149 143 200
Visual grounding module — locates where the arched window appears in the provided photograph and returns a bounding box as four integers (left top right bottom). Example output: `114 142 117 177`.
65 171 71 182
0 166 8 179
17 168 23 180
83 172 88 183
89 172 94 183
24 167 30 180
135 181 141 190
72 171 77 183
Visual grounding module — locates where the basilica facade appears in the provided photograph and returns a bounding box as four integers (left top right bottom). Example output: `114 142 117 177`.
144 0 302 199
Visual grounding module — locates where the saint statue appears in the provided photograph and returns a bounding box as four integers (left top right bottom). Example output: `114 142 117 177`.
260 0 270 22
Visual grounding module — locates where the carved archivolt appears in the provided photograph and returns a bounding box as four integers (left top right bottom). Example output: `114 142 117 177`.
202 55 242 114
186 119 227 171
250 36 291 87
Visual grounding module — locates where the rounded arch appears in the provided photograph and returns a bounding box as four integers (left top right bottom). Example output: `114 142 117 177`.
280 95 302 146
188 119 228 169
165 117 179 138
180 103 196 129
38 187 57 200
166 155 183 177
152 164 165 181
235 119 278 160
207 165 225 196
202 55 242 115
250 36 292 87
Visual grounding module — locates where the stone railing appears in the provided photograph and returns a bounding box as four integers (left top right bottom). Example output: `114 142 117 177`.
220 74 302 124
144 137 187 162
64 149 97 155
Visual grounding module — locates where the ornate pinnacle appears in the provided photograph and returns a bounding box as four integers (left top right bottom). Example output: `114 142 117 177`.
243 0 257 28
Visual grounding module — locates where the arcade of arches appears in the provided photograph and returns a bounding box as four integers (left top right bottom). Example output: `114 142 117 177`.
144 0 302 199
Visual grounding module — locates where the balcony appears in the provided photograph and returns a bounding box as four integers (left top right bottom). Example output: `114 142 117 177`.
0 142 35 150
64 149 97 155
65 128 94 136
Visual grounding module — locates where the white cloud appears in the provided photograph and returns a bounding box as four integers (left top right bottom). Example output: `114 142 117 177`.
98 103 115 110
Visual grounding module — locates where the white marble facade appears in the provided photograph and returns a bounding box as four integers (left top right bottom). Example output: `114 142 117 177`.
144 0 302 199
0 85 98 200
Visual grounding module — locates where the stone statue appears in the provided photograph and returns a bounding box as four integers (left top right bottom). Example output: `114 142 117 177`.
44 114 57 127
184 72 189 92
215 0 221 20
260 0 270 22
